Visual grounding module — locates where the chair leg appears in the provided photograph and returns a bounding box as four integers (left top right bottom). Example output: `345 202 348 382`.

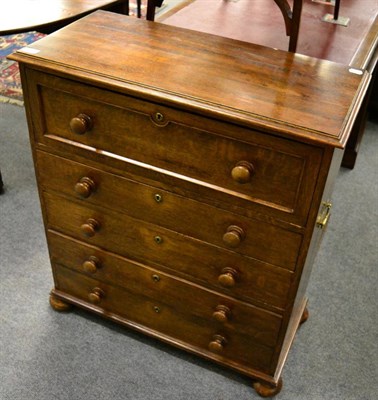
146 0 164 21
273 0 303 53
122 0 129 15
137 0 142 18
288 0 303 53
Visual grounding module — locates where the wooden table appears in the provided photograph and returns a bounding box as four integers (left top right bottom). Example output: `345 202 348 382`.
0 0 128 35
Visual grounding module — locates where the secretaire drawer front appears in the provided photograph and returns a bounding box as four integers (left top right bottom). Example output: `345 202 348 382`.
30 71 322 224
37 151 302 267
53 264 275 373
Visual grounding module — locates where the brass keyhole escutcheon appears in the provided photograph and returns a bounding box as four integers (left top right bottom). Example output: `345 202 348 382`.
154 193 163 203
155 112 164 122
152 274 160 282
154 236 163 244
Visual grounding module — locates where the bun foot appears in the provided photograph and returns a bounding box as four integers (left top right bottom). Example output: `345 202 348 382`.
253 378 283 398
49 293 72 312
300 306 309 325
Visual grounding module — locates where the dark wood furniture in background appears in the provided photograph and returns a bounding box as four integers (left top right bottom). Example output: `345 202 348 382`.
273 0 303 52
147 0 304 52
136 0 142 18
146 0 164 21
343 16 378 168
158 1 377 169
10 11 368 397
0 0 130 35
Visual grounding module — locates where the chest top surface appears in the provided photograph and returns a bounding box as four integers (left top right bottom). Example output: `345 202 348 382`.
10 10 369 148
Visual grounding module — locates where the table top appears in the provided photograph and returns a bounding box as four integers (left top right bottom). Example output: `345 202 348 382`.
0 0 126 35
10 11 369 148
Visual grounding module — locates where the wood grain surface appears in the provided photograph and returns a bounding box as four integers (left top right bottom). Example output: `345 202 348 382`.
10 10 369 148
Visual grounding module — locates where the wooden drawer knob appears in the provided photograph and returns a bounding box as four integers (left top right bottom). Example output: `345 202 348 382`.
70 113 93 135
231 161 254 184
208 334 227 353
218 268 238 288
212 305 231 323
82 256 101 274
222 225 245 248
80 218 100 237
88 287 105 304
74 177 96 198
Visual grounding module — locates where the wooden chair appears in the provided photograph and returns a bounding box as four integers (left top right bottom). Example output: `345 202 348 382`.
123 0 143 18
146 0 303 52
273 0 303 52
135 0 142 18
146 0 164 21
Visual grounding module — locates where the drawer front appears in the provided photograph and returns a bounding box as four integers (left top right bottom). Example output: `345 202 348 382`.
43 191 295 305
48 230 292 311
53 264 276 373
29 71 322 225
49 233 282 348
37 151 302 269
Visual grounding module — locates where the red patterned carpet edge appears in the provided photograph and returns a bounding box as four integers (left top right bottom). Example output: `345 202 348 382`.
0 2 145 106
0 31 46 105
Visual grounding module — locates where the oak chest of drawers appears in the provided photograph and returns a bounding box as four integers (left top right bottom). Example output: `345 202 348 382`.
10 10 369 397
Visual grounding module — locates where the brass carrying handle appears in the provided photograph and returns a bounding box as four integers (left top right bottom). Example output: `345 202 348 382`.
316 202 332 229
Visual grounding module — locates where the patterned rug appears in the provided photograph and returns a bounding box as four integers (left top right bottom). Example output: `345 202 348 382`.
0 1 146 106
0 32 46 105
